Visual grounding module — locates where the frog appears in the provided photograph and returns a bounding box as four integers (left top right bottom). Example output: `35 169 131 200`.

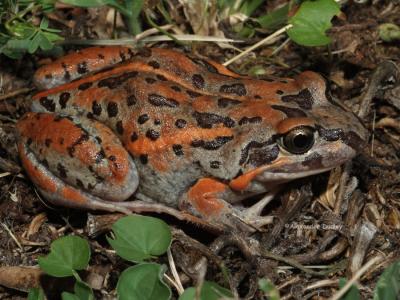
15 46 368 231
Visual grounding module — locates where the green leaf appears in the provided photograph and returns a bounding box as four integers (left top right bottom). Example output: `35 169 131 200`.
59 0 120 7
28 288 45 300
117 263 171 300
338 278 360 300
107 215 171 262
179 281 234 300
373 260 400 300
62 292 80 300
287 0 340 47
38 235 91 277
258 278 280 300
73 280 94 300
257 4 289 30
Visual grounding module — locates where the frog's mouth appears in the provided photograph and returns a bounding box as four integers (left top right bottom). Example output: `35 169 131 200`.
253 141 356 183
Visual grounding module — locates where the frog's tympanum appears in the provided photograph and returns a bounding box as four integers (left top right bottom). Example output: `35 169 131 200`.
16 47 368 231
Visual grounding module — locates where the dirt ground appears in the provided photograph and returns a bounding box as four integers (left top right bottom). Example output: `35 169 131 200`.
0 1 399 299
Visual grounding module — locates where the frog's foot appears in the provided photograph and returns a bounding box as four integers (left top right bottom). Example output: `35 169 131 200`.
16 112 139 212
179 178 274 232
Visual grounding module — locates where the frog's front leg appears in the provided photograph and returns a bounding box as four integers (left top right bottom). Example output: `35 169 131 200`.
16 112 139 213
179 178 273 232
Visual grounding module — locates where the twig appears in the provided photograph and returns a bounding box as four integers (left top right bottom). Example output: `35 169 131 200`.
0 88 33 101
167 248 184 295
329 256 383 300
1 222 23 250
223 24 292 66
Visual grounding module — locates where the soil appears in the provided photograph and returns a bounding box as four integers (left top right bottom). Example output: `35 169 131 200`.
0 1 399 299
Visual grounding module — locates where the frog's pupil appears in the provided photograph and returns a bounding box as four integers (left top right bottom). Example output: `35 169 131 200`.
293 133 310 149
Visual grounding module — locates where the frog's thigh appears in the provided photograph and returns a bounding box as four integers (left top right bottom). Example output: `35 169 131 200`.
179 178 243 220
16 112 138 210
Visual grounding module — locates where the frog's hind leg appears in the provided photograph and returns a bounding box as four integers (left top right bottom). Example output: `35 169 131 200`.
34 46 135 89
16 112 138 213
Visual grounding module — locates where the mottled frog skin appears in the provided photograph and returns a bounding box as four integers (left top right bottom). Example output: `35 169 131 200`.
16 46 368 230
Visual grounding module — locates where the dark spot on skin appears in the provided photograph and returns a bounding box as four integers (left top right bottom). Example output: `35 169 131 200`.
186 90 202 98
271 105 307 118
98 72 138 89
107 102 118 118
191 136 234 150
40 97 56 112
210 161 220 169
247 144 280 166
148 61 160 69
119 50 126 61
219 83 247 96
57 163 68 178
281 89 314 110
239 140 273 165
146 129 160 141
130 132 138 142
27 138 33 146
95 136 102 144
192 111 235 128
171 86 182 92
302 152 323 168
61 63 71 81
276 90 284 95
175 119 187 128
76 179 84 189
67 134 90 157
92 101 102 116
342 131 365 151
138 114 149 124
148 94 179 108
145 77 156 84
59 93 70 109
238 116 262 126
317 126 343 141
217 98 241 108
154 119 161 125
192 74 205 89
59 138 64 145
254 95 262 99
192 58 219 74
109 155 116 162
139 154 148 164
138 48 152 57
45 139 52 147
86 112 94 119
116 121 124 135
78 82 92 91
45 74 53 80
157 74 167 81
172 144 184 156
98 54 105 59
77 62 88 74
127 95 137 106
94 149 106 164
42 159 49 169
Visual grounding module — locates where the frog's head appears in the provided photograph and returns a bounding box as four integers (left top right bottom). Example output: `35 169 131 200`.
233 72 368 188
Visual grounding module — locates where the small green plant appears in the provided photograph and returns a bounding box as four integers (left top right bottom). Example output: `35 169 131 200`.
0 0 62 59
28 215 232 300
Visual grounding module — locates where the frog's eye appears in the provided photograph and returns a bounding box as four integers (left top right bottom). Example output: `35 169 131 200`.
281 126 315 154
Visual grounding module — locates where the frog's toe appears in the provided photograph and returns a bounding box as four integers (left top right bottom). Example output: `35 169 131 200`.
16 112 139 208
